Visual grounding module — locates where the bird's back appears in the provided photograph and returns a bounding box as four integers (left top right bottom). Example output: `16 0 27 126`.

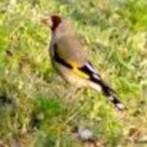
51 34 87 67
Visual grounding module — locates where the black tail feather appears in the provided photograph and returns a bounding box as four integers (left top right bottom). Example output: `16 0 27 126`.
90 74 125 111
78 63 125 111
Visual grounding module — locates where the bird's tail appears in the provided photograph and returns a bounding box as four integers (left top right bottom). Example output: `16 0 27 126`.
89 73 125 111
77 63 125 111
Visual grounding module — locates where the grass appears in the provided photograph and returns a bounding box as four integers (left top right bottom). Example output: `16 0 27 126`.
0 0 147 146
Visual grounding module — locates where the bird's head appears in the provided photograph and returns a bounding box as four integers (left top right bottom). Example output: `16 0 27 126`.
42 14 62 31
42 14 75 38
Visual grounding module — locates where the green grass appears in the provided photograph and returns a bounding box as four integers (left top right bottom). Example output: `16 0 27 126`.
0 0 147 146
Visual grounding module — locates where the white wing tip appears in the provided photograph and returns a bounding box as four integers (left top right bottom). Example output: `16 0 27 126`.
116 103 125 110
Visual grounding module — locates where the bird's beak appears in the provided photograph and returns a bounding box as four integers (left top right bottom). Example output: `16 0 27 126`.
41 15 52 28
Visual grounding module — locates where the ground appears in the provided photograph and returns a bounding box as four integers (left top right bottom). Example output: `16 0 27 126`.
0 0 147 147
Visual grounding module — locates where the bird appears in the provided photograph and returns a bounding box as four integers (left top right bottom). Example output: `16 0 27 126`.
42 14 125 111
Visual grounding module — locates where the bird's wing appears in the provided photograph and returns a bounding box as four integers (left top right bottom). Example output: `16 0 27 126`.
54 35 87 66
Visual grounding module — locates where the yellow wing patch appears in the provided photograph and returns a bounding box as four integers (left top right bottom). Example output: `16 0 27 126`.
72 67 89 79
67 61 89 79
